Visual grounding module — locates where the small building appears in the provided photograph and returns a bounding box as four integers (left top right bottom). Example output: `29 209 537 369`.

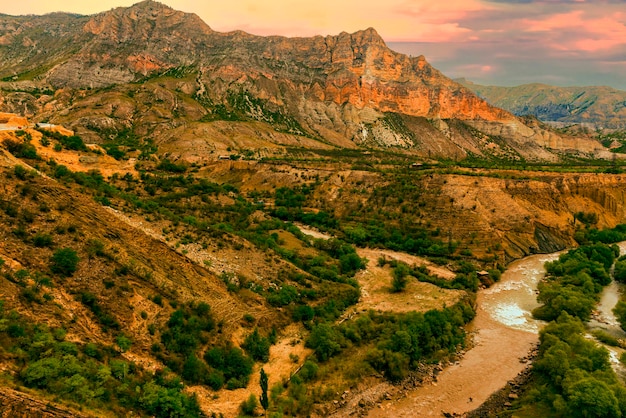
477 270 490 278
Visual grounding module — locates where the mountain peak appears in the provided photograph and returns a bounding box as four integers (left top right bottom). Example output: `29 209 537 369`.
122 0 175 17
356 27 384 41
331 27 386 49
84 0 212 41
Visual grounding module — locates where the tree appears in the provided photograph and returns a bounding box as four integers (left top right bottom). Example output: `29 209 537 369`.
391 263 410 293
240 394 258 416
242 328 270 362
613 300 626 332
614 259 626 283
259 368 269 413
566 378 620 418
50 248 79 277
306 323 343 361
116 334 132 352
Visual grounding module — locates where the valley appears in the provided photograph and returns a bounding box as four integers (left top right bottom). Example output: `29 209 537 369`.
2 116 626 417
1 1 626 417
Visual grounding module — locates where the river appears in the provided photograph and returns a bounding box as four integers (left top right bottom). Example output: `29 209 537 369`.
368 252 560 417
370 244 626 417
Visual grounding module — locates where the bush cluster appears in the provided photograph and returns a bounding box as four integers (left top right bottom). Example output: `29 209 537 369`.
0 301 201 417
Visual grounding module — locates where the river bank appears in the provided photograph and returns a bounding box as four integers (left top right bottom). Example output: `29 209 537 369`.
367 252 561 417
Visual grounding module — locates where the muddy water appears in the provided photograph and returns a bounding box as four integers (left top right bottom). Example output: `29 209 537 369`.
368 252 561 418
588 279 626 338
480 253 561 333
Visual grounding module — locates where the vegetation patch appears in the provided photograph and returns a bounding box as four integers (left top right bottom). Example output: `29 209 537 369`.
0 301 202 417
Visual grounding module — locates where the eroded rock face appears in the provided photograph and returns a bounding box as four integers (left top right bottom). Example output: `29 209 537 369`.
83 0 213 43
196 27 513 122
0 388 91 417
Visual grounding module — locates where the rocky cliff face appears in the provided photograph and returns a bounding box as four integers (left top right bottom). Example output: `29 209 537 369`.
0 1 608 161
214 28 511 120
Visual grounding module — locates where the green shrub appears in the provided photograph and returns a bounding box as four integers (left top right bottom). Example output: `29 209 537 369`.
3 139 38 159
59 135 87 151
366 348 409 382
0 305 201 417
298 360 318 382
204 346 253 388
613 301 626 332
591 330 620 347
157 159 187 173
614 259 626 283
116 335 132 352
242 328 271 362
49 248 79 277
306 323 344 361
33 233 54 248
240 394 258 416
13 165 29 180
391 263 410 292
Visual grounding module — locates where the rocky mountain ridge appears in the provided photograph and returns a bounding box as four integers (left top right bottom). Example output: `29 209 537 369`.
0 1 609 161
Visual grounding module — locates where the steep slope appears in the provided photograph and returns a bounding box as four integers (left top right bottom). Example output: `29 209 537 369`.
458 79 626 129
0 1 607 161
0 124 380 417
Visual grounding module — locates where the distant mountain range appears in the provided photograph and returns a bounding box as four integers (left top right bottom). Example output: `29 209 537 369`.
457 79 626 130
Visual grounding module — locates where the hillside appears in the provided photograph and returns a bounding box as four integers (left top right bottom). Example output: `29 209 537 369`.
457 79 626 130
0 1 610 162
2 113 626 416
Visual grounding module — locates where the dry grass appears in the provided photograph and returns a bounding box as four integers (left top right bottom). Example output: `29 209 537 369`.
353 248 463 315
192 323 312 417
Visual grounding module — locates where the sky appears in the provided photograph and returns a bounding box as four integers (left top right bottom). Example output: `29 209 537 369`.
5 0 626 90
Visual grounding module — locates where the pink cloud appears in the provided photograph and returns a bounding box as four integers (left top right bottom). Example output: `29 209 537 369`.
455 63 499 75
522 10 626 52
387 0 490 41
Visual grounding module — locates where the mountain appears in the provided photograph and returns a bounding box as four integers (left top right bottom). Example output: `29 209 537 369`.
0 1 609 162
457 79 626 130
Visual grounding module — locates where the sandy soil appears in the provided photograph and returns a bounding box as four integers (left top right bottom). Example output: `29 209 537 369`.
11 128 138 178
193 323 312 417
296 224 462 315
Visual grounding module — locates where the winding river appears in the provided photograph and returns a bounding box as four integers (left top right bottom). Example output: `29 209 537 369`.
369 245 626 417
